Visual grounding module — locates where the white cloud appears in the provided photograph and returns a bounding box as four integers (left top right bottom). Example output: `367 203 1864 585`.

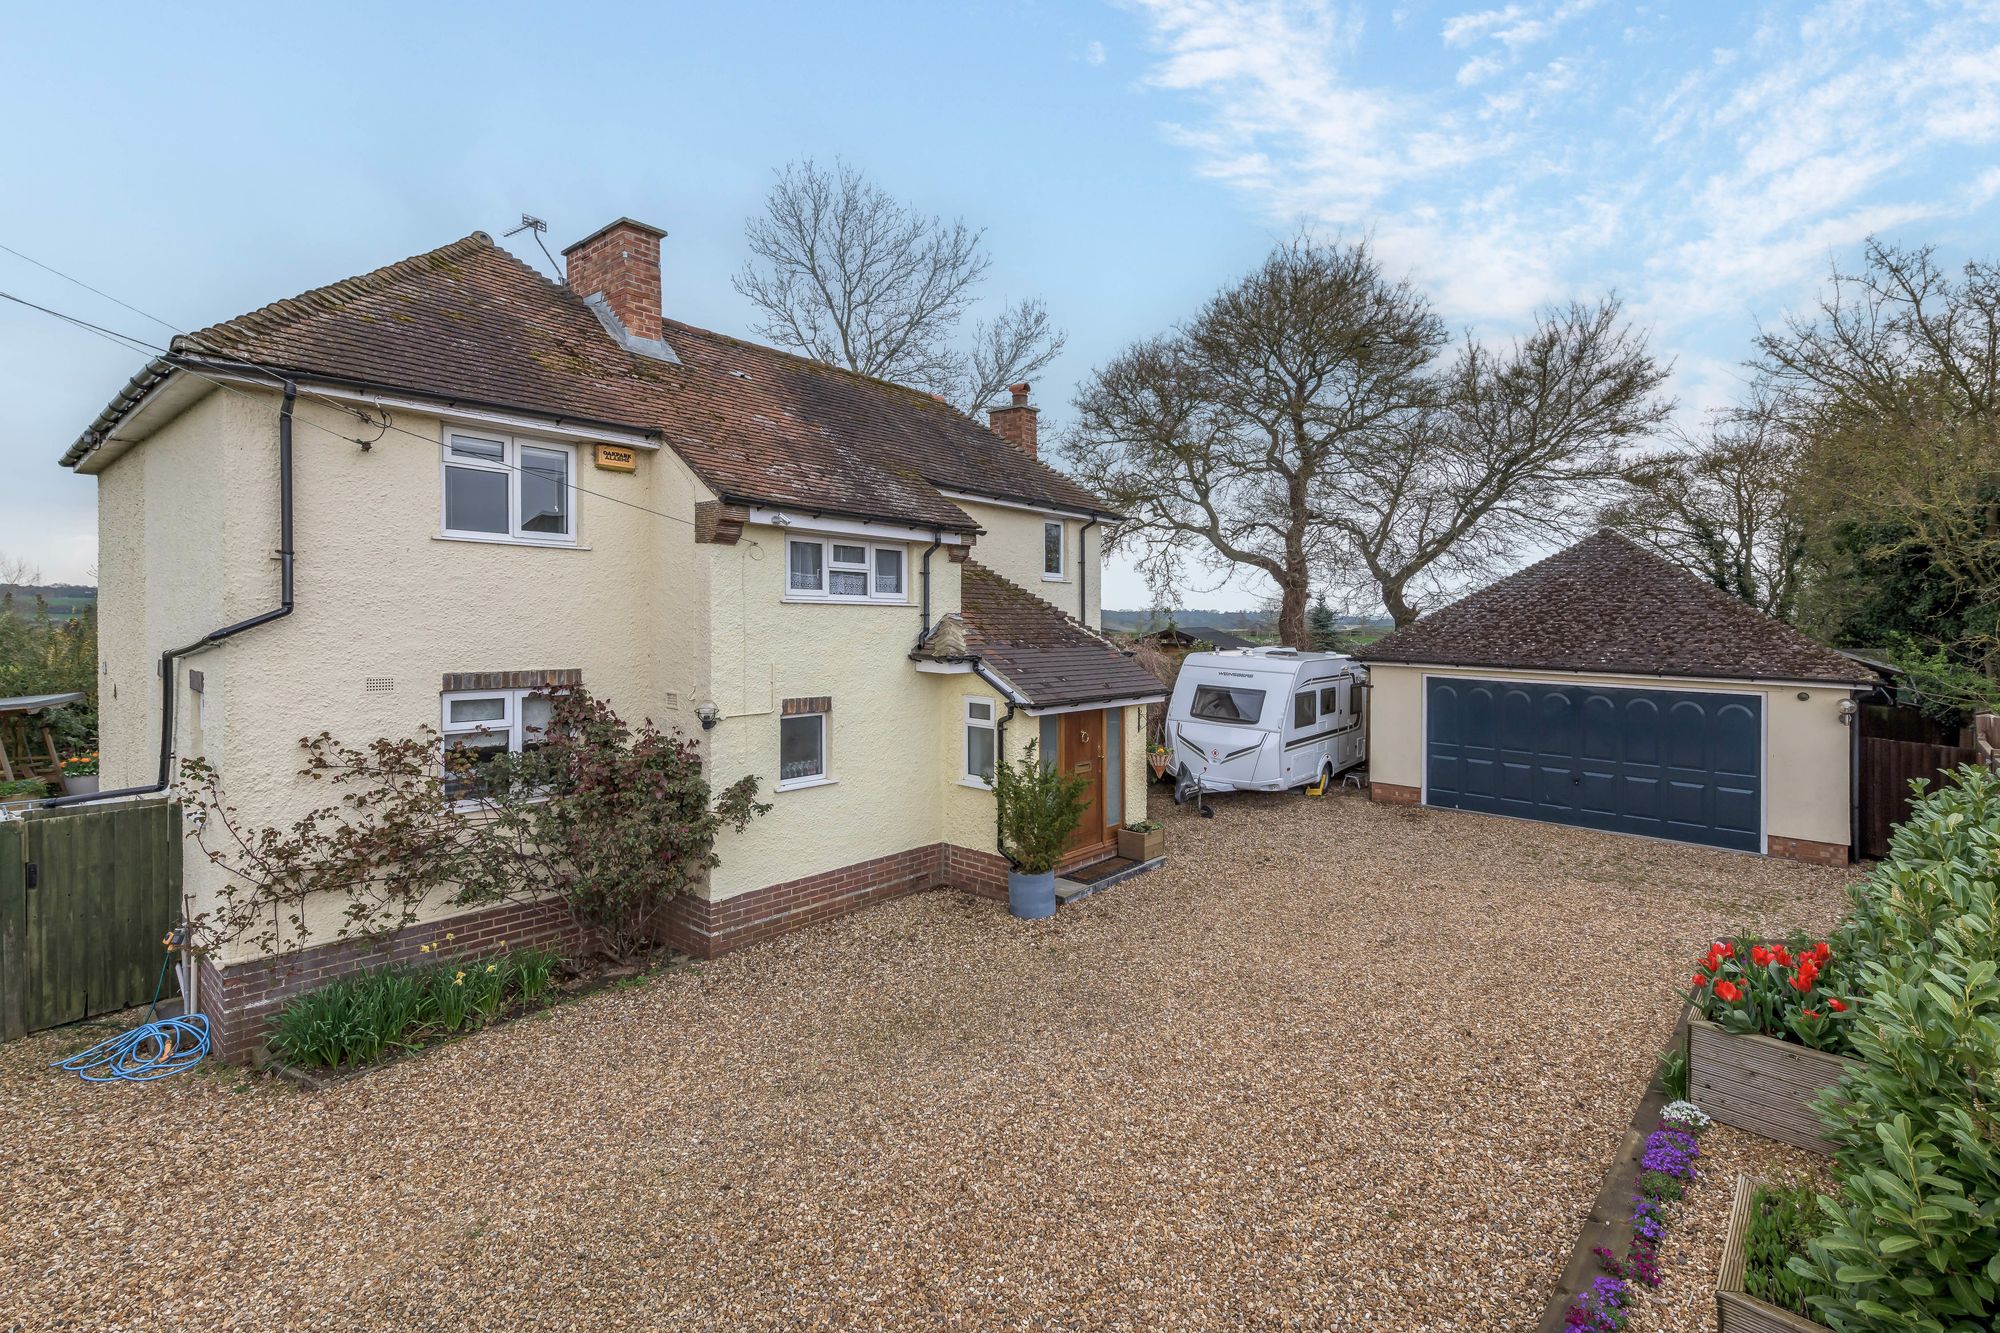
1085 39 1108 65
1126 0 2000 345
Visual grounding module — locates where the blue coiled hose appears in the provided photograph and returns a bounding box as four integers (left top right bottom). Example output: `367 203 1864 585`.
50 951 210 1083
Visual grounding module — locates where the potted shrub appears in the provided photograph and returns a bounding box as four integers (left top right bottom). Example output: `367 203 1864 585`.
1715 1176 1833 1331
992 740 1087 920
1117 819 1164 862
60 750 99 796
1147 742 1173 780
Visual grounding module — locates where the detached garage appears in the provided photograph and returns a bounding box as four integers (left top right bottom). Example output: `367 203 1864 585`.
1358 531 1878 865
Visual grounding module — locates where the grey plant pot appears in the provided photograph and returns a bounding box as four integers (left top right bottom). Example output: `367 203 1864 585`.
1008 868 1057 920
64 775 99 795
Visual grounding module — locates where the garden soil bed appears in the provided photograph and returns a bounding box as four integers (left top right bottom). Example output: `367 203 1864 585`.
1685 1020 1858 1153
2 791 1855 1331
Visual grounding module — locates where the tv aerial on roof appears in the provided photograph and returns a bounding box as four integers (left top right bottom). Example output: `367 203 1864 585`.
503 214 563 279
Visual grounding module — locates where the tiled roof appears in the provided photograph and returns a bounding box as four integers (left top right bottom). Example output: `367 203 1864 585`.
1356 530 1877 686
64 233 1111 529
927 562 1167 708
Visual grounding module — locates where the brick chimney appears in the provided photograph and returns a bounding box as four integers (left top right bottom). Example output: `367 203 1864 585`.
563 218 667 345
987 382 1038 458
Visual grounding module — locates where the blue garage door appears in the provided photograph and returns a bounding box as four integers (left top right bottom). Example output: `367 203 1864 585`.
1425 678 1762 852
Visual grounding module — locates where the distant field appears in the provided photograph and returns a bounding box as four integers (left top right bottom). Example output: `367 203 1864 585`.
0 585 95 621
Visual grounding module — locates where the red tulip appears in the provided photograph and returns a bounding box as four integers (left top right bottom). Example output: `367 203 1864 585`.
1827 997 1847 1013
1751 945 1773 966
1714 980 1743 1003
1692 973 1709 987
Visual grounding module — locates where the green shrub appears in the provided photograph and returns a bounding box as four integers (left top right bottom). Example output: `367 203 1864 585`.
1790 765 2000 1332
270 946 567 1068
1745 1180 1836 1318
0 777 49 801
993 740 1088 874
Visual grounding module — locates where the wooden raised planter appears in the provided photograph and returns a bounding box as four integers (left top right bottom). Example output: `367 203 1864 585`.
1686 1020 1859 1154
1117 825 1164 862
1716 1175 1830 1332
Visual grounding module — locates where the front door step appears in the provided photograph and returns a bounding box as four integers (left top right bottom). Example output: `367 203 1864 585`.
1053 854 1165 906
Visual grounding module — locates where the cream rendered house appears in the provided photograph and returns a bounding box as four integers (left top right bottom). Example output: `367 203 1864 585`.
60 219 1163 1058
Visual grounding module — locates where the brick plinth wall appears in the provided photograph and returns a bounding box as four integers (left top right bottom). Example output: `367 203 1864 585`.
1370 782 1421 805
1767 835 1850 867
942 843 1010 903
198 899 581 1062
199 842 1029 1061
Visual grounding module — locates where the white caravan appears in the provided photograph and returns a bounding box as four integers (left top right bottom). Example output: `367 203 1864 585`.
1164 648 1367 802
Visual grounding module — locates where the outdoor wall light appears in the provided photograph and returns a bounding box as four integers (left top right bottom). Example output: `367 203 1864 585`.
1838 698 1859 726
695 702 720 730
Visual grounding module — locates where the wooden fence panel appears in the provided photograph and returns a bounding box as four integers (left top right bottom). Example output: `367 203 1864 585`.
1 801 181 1039
1860 737 1980 859
0 820 22 1041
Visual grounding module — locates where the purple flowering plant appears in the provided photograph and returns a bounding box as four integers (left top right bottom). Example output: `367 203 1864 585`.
1563 1114 1706 1331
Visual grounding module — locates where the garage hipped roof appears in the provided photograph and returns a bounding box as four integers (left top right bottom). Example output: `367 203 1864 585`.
1356 530 1877 687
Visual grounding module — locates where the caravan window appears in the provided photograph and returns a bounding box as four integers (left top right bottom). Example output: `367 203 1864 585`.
1293 691 1317 729
1190 684 1266 725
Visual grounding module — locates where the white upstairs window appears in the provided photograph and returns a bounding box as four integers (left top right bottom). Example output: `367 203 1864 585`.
440 430 577 545
784 537 908 603
1043 519 1065 580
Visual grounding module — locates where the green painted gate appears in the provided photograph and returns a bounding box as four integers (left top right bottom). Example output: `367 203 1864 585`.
0 800 182 1040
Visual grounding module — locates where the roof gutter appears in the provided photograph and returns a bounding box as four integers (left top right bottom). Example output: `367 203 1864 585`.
45 380 299 808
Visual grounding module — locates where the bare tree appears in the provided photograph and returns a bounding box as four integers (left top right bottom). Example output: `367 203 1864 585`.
0 553 42 587
1322 298 1674 625
1601 400 1807 619
1067 237 1445 647
734 159 1065 413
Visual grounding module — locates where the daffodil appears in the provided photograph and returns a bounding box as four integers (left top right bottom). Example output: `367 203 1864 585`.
445 933 456 942
453 971 465 985
419 943 434 954
485 963 497 974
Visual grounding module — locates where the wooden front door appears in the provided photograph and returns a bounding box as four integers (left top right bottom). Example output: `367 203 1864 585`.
1059 711 1107 855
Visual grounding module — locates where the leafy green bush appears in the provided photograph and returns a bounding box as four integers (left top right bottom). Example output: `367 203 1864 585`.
1790 765 2000 1332
270 946 567 1068
1746 1180 1836 1318
0 777 49 801
993 740 1088 874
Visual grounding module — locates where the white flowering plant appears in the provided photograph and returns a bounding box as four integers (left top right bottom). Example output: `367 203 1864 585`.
1658 1099 1711 1132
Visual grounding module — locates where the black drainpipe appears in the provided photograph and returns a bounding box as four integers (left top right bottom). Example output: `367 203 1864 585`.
915 530 943 649
993 698 1019 868
1078 516 1099 624
45 381 299 809
1848 689 1863 863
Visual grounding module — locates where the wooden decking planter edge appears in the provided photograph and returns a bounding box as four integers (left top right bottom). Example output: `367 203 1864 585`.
1685 1019 1860 1154
1716 1175 1831 1333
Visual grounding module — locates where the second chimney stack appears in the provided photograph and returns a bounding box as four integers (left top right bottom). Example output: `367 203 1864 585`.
563 218 667 345
987 382 1038 458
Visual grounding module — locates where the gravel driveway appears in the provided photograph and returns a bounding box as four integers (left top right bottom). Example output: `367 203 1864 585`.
1 790 1854 1332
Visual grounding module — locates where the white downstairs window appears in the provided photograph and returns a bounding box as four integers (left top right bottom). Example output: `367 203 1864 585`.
439 687 555 800
963 697 997 787
440 430 577 545
784 537 907 603
778 708 829 789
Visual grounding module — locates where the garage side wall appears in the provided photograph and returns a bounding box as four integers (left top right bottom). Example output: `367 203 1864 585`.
1365 664 1853 861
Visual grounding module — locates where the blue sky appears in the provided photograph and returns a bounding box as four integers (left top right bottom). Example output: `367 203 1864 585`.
4 1 1998 610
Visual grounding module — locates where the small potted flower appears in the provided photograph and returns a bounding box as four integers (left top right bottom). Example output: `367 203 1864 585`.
993 740 1088 921
60 750 100 796
1117 818 1164 863
1147 742 1173 780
